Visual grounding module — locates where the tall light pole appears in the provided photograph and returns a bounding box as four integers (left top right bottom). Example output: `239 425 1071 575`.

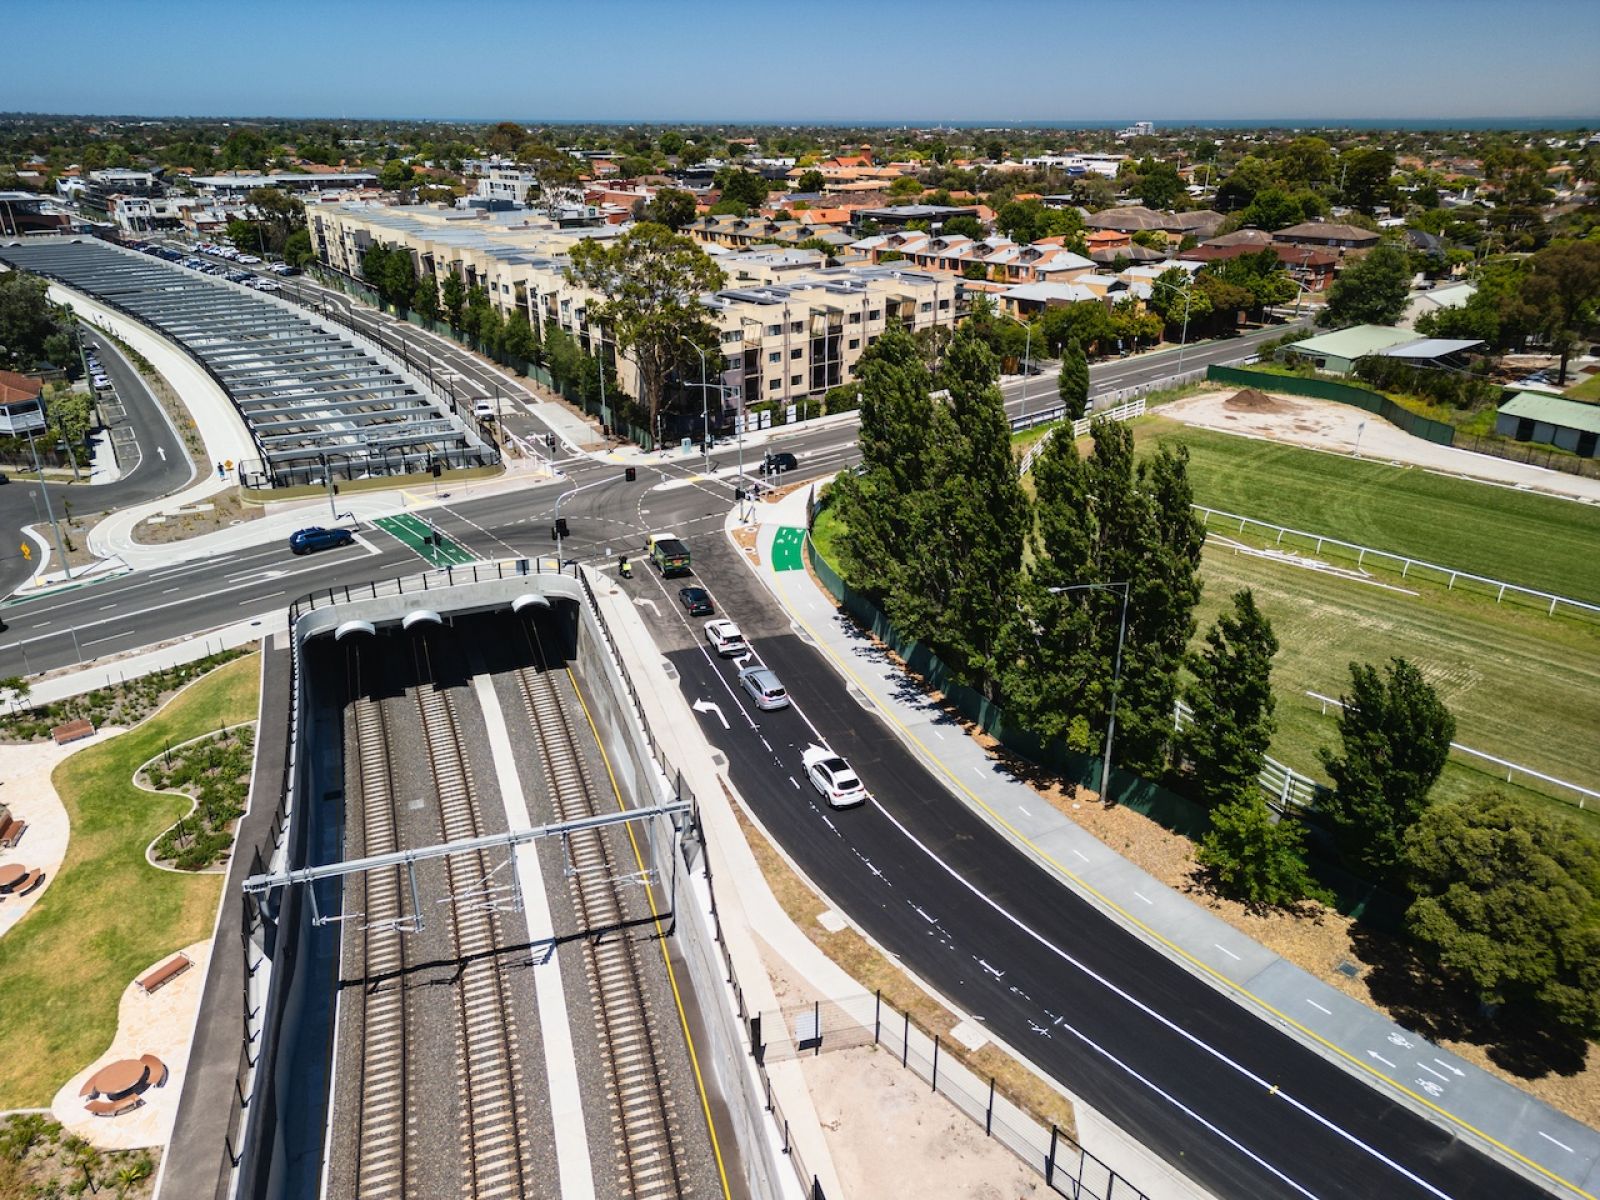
1048 580 1130 798
676 334 713 474
1149 273 1193 375
997 309 1034 420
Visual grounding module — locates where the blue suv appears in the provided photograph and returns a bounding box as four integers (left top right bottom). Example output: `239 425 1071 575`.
289 526 355 555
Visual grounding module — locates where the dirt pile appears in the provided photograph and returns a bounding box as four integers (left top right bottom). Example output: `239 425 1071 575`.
1225 388 1294 414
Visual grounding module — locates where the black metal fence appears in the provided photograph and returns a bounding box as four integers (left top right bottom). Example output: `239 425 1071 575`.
751 990 1149 1200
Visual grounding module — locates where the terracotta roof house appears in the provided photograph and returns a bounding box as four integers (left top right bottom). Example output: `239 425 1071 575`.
1200 228 1275 249
1083 206 1225 237
1272 221 1381 250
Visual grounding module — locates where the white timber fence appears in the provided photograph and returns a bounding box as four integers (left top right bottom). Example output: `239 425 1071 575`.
1193 506 1600 624
1018 397 1147 475
1306 691 1600 811
1172 699 1326 811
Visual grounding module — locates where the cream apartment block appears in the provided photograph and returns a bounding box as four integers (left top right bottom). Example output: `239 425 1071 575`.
307 202 958 416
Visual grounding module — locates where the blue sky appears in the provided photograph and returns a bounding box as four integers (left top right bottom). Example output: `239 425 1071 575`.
7 0 1597 123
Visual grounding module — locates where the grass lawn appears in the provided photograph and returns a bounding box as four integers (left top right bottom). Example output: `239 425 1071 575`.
1135 415 1600 604
1564 373 1600 402
1193 545 1600 832
0 654 260 1109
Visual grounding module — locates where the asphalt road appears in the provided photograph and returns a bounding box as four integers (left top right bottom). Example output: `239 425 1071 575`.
618 513 1551 1200
0 329 194 602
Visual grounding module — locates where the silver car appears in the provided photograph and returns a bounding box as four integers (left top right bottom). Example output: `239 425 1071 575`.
739 666 789 711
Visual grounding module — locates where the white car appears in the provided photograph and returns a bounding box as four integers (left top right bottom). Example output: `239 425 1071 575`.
704 619 746 657
802 745 868 809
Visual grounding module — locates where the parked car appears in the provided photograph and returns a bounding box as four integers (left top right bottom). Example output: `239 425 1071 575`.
288 526 355 555
704 619 746 657
678 586 714 616
801 746 868 809
739 666 789 711
759 451 798 475
473 399 496 419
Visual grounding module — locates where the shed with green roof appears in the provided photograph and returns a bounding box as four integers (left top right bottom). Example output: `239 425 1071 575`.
1495 391 1600 458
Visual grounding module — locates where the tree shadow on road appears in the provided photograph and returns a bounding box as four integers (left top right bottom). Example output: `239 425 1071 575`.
1349 924 1590 1080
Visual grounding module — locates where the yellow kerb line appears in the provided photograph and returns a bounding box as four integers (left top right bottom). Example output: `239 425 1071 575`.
567 669 736 1200
784 546 1595 1200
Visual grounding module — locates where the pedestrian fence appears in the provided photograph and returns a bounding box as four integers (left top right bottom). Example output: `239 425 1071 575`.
751 990 1151 1200
1306 691 1600 810
1018 397 1149 475
1194 505 1600 624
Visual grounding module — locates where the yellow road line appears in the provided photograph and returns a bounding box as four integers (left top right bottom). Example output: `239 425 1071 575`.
783 538 1595 1200
568 669 736 1200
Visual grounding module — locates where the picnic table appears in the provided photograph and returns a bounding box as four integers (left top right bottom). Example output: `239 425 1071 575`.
0 863 25 892
83 1058 148 1101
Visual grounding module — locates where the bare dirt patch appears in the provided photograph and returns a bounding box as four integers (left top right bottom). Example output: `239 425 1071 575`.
133 488 262 544
730 523 760 564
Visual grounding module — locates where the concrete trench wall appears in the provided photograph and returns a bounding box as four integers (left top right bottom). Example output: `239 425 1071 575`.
229 568 788 1200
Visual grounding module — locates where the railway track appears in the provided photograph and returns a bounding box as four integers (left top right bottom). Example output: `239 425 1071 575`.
516 623 692 1200
411 636 532 1200
348 648 411 1200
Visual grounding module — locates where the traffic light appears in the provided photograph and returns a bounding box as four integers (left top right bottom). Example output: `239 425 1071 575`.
624 466 637 482
430 460 443 478
554 517 570 539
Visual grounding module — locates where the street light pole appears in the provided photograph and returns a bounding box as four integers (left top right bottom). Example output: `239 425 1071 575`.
997 310 1034 420
24 425 73 581
1047 580 1131 798
677 335 712 474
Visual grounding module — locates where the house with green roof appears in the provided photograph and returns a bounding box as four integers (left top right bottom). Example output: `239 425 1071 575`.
1495 391 1600 458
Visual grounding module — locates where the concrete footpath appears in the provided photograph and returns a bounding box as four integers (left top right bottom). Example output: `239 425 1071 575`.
742 482 1600 1200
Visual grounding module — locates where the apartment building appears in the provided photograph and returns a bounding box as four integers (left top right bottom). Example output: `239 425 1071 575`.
853 229 1097 286
306 202 957 423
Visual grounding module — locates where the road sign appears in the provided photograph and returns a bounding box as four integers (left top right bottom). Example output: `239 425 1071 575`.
20 543 31 561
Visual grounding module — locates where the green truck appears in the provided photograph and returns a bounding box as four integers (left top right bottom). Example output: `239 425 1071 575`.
646 533 691 577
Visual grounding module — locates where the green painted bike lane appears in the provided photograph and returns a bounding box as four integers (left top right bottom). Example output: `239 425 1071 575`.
372 513 477 568
772 526 807 572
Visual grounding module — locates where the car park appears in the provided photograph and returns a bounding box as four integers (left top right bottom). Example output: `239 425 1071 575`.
759 451 798 475
739 666 789 711
678 586 714 616
801 746 868 808
288 526 356 555
704 619 746 657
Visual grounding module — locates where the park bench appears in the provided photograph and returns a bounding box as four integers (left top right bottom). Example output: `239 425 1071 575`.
137 953 192 994
85 1095 143 1117
0 814 25 848
52 718 95 746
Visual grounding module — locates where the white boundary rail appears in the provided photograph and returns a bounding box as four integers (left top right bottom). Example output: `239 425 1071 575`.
1019 397 1147 475
1193 505 1600 623
1306 691 1599 810
1173 698 1325 810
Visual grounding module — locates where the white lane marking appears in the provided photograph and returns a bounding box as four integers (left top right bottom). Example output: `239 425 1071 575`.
1432 1058 1463 1078
241 590 285 604
1018 805 1030 817
931 729 944 741
853 790 1456 1200
692 698 729 729
822 815 838 835
1306 999 1332 1015
99 603 116 610
1132 891 1153 905
1368 1051 1397 1070
971 765 985 778
1214 944 1242 962
788 776 800 789
913 906 938 924
162 587 179 594
1071 848 1089 862
1417 1063 1450 1082
1538 1131 1574 1153
978 959 1003 980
